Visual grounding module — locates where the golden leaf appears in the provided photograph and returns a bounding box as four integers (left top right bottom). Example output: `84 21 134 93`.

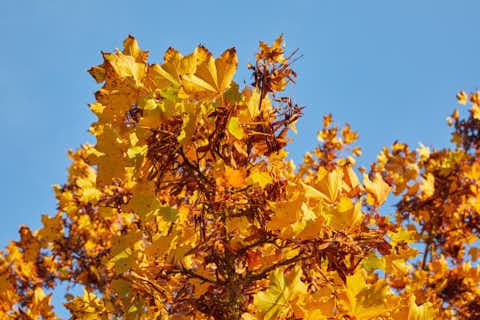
457 90 468 105
327 197 363 231
248 169 273 188
363 173 391 206
254 267 306 320
227 116 245 140
343 269 392 319
419 173 435 200
147 48 197 90
182 46 238 99
225 166 247 188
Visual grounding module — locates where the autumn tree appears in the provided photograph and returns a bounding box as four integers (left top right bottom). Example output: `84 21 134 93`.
1 35 479 319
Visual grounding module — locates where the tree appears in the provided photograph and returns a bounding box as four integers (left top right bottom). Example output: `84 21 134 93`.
0 35 479 319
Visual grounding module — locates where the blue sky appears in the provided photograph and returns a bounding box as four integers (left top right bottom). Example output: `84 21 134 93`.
2 0 480 316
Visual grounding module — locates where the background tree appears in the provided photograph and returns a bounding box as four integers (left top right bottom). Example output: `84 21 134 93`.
1 35 478 319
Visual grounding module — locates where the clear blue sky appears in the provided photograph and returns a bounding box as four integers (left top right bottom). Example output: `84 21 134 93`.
2 0 480 316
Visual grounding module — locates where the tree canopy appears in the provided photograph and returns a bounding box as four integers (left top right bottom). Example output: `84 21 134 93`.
1 35 480 319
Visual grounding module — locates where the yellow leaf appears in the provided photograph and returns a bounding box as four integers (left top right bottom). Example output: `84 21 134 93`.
324 168 343 203
328 197 363 231
130 182 178 223
87 65 105 83
147 48 196 89
289 121 298 134
106 244 134 273
245 87 261 118
301 181 328 202
268 192 304 232
122 35 149 63
257 34 286 63
31 287 53 317
419 173 435 200
182 46 238 99
111 279 131 298
248 170 273 188
388 227 416 246
298 212 328 240
227 116 245 140
126 144 148 161
37 213 63 242
362 253 385 272
451 131 462 147
215 48 239 94
296 287 335 319
343 165 361 192
146 233 174 258
416 143 431 161
472 103 480 120
103 49 146 86
191 278 211 298
303 167 343 203
407 295 437 320
225 166 247 188
254 267 306 320
465 162 480 180
344 269 391 319
64 289 107 320
17 226 41 262
363 173 391 206
178 102 200 146
457 89 468 105
106 232 141 273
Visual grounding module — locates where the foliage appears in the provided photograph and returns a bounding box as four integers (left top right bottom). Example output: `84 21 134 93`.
1 35 480 319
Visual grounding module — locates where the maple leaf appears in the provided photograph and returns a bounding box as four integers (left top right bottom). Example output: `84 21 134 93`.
30 287 55 318
256 34 286 63
363 172 391 206
147 47 197 90
223 165 247 188
419 172 435 200
36 213 63 242
182 46 238 99
227 116 245 140
326 196 363 231
457 90 468 105
254 267 306 320
247 169 273 188
64 289 109 320
392 295 437 320
343 269 392 319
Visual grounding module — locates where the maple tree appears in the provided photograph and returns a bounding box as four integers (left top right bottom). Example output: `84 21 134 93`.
1 35 480 320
